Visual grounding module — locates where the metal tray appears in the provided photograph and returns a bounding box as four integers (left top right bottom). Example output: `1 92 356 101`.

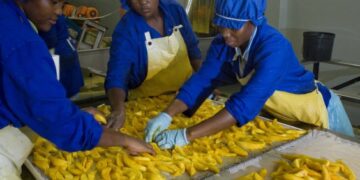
206 129 360 180
24 116 306 180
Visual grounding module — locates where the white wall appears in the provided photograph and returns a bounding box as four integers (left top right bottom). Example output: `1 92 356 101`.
265 0 281 27
272 0 360 64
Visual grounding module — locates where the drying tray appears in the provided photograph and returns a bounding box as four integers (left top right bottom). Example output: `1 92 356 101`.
206 129 360 180
24 117 308 180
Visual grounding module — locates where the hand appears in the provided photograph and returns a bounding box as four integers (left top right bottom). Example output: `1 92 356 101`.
155 129 189 149
106 110 125 130
122 134 155 155
145 112 172 143
82 107 104 116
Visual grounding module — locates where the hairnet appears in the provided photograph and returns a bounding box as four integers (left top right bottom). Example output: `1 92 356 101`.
213 0 266 29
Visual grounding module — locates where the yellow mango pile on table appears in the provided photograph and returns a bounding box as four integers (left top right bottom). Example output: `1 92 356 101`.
31 95 306 180
236 169 267 180
271 154 356 180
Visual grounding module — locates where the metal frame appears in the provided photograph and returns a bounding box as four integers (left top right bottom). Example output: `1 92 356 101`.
78 20 107 49
185 0 193 15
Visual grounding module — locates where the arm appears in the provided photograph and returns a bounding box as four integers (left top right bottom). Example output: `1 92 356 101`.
190 59 202 72
105 25 138 129
106 88 126 129
145 38 235 142
98 127 154 155
164 99 188 116
186 109 236 141
3 41 153 154
176 37 235 115
155 36 292 149
164 39 227 116
108 88 126 111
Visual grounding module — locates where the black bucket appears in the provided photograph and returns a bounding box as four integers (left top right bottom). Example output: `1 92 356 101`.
302 32 335 61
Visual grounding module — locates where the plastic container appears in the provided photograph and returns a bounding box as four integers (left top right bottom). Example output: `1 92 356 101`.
78 47 109 76
302 32 335 61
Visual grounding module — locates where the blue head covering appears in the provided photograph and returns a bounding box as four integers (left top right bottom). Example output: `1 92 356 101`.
120 0 130 10
213 0 266 29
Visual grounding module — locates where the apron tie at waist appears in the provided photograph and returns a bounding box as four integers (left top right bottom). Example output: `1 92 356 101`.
316 82 331 107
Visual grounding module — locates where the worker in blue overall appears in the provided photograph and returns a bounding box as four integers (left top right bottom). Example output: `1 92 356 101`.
105 0 202 130
145 0 354 149
39 15 84 98
0 0 154 178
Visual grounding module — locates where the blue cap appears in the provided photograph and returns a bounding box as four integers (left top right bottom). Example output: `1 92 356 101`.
213 0 266 29
120 0 130 10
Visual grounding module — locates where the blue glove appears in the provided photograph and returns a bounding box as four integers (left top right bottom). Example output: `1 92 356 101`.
155 129 189 149
145 112 172 143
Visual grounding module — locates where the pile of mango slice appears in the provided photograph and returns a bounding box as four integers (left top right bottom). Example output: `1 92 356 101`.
234 154 355 180
31 95 306 180
236 169 267 180
271 154 356 180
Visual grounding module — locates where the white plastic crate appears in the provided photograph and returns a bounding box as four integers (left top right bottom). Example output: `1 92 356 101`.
78 47 109 76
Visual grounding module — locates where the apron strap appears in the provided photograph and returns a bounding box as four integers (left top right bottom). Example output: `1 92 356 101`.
145 32 152 46
145 25 183 46
173 25 183 31
145 25 183 40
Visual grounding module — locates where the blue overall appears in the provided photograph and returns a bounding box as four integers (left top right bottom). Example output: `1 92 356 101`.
0 0 102 152
105 0 201 94
39 15 84 98
176 24 353 136
175 0 354 136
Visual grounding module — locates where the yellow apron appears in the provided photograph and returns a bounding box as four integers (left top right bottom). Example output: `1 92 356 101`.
235 57 329 128
0 126 33 179
128 25 193 99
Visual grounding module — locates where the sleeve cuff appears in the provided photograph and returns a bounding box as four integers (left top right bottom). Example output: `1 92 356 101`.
176 92 196 110
84 118 103 150
225 99 248 127
104 80 128 93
